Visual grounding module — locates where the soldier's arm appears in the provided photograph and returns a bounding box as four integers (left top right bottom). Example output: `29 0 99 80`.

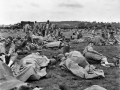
8 43 16 55
86 46 101 55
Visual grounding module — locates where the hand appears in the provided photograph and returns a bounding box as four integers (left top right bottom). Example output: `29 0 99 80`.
7 54 10 56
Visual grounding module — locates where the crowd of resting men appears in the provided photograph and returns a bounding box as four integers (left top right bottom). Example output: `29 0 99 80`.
0 23 120 90
89 28 120 45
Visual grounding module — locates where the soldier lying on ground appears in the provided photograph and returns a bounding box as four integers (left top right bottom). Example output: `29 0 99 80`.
13 35 40 51
0 36 18 67
25 42 42 51
59 50 105 79
9 49 56 82
43 40 64 49
0 59 44 90
83 43 114 67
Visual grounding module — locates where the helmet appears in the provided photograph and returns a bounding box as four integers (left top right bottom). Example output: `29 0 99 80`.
50 59 56 65
57 54 65 60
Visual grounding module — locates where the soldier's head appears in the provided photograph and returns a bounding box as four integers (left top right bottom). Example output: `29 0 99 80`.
35 21 37 24
88 42 94 47
6 36 13 45
57 54 65 61
65 53 70 58
46 20 50 24
36 49 44 56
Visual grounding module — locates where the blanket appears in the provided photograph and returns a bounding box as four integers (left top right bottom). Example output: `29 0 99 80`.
12 53 50 82
44 41 64 48
60 51 105 79
84 85 107 90
0 61 27 90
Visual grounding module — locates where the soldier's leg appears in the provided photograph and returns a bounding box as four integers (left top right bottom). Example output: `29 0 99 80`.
101 56 114 67
5 55 10 65
8 53 18 67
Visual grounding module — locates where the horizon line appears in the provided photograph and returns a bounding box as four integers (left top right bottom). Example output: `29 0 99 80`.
0 20 120 25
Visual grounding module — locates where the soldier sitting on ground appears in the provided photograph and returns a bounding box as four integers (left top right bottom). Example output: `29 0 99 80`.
62 39 70 55
91 33 106 45
83 42 114 67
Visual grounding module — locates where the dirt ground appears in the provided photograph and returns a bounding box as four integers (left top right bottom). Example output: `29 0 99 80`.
0 30 120 90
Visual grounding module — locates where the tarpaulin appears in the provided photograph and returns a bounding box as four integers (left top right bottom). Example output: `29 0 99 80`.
12 53 50 82
45 41 64 48
60 51 105 79
84 85 107 90
0 61 27 90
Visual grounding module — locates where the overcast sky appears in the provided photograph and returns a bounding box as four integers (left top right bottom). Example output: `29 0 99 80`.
0 0 120 25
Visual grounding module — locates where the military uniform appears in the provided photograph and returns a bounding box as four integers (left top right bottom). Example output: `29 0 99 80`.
60 51 105 79
5 42 18 65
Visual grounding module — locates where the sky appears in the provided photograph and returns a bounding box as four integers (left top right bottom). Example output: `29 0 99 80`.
0 0 120 25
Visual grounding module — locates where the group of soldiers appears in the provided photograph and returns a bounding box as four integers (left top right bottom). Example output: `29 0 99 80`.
0 21 119 67
0 34 117 79
86 27 120 45
0 23 119 69
0 20 65 70
0 21 120 90
23 20 59 38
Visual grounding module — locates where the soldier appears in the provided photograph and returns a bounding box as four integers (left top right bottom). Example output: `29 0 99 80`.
92 33 105 45
45 20 51 36
62 39 70 54
42 23 46 37
23 24 31 34
83 43 114 67
0 36 18 67
59 50 105 79
33 22 43 35
24 24 33 43
77 30 83 39
108 28 117 44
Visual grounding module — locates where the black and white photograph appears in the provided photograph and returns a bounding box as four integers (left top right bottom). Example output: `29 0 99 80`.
0 0 120 90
